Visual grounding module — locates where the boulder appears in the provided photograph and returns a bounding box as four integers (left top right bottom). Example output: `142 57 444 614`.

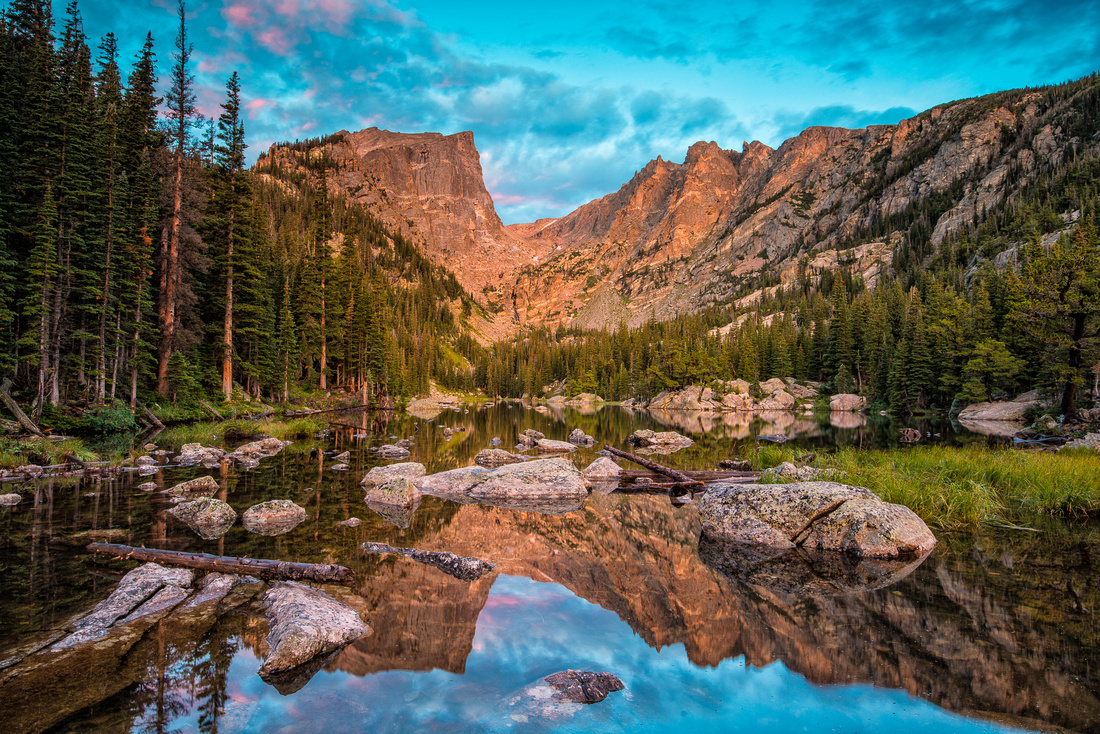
534 438 577 454
516 429 545 449
177 443 226 468
760 377 788 395
629 429 694 449
475 448 528 467
0 493 21 506
364 476 422 507
721 392 756 411
958 389 1043 422
568 428 595 445
442 427 454 440
829 393 866 412
546 395 567 406
416 465 489 494
16 464 43 478
165 475 219 499
242 500 307 536
725 379 752 394
698 481 936 559
360 461 426 487
169 498 237 540
338 517 362 527
761 461 837 482
648 386 715 411
376 444 411 460
136 481 158 492
395 438 415 449
135 455 157 467
544 670 624 703
757 389 795 411
258 582 370 691
469 457 588 503
787 382 819 399
1061 432 1100 452
333 451 351 462
581 457 621 481
564 392 603 405
229 437 288 461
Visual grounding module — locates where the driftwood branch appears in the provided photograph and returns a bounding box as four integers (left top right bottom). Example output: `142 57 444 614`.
133 399 165 430
0 378 44 436
86 543 355 586
603 445 704 490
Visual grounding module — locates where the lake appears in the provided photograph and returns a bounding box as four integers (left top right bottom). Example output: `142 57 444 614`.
0 403 1095 733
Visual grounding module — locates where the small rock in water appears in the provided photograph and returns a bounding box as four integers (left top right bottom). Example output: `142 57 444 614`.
339 517 362 527
490 437 502 446
143 443 158 451
301 487 314 492
352 433 367 439
330 463 349 471
544 670 625 703
0 493 22 506
242 500 307 536
333 451 351 462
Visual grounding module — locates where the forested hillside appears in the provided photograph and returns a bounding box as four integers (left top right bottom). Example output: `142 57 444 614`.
0 0 482 425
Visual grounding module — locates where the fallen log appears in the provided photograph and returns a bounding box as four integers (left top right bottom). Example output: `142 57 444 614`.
85 543 355 586
133 399 165 430
618 469 759 482
603 445 704 490
0 377 44 436
362 542 495 581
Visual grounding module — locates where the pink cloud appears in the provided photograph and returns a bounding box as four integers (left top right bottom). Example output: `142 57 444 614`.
246 98 278 120
222 1 262 28
256 27 293 55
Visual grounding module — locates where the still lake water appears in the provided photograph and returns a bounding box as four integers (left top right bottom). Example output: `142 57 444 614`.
0 403 1096 733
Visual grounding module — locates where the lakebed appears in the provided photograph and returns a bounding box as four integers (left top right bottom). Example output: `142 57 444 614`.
0 403 1096 733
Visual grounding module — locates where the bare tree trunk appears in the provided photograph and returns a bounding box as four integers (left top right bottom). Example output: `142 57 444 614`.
221 208 234 399
158 152 182 396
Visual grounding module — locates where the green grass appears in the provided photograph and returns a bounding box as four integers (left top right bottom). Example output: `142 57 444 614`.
753 444 1100 529
0 437 100 468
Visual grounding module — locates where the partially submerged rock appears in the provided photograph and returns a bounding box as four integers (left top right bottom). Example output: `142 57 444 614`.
534 438 577 454
475 448 528 467
416 465 488 494
333 451 351 462
568 428 596 445
136 481 158 491
169 498 237 540
360 461 426 487
958 389 1044 422
545 670 624 703
258 582 370 693
364 476 422 507
581 457 621 481
362 542 495 581
165 475 220 499
698 481 936 559
469 457 588 503
516 428 545 449
242 500 307 536
376 444 411 460
177 443 227 468
628 429 693 454
0 493 21 506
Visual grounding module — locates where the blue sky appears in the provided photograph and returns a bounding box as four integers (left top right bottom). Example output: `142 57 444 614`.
72 0 1100 223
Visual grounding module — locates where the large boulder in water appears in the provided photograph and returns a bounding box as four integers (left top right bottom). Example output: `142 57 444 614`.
698 481 936 560
360 462 426 487
474 448 528 467
957 389 1044 421
416 465 489 494
376 444 411 460
258 582 370 693
168 498 237 540
242 500 307 536
165 475 219 499
469 457 588 503
177 443 226 468
364 476 422 508
829 393 866 412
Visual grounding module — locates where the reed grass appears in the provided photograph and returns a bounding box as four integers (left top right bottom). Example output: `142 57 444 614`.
754 444 1100 528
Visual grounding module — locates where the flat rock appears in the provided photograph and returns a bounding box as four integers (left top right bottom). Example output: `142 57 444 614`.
475 448 528 467
698 481 936 559
534 438 577 454
958 389 1043 421
376 445 411 460
416 465 488 494
364 476 422 507
469 457 588 502
258 582 370 690
339 517 362 527
165 475 220 499
360 461 426 487
169 498 237 540
242 500 307 536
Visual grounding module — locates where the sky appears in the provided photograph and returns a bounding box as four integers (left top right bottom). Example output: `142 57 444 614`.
72 0 1100 224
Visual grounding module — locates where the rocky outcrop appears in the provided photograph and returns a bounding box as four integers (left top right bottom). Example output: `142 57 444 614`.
168 498 237 540
258 582 370 693
697 481 936 559
242 500 307 536
958 389 1044 421
829 394 866 412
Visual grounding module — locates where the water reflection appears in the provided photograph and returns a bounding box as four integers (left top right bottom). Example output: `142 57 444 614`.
0 405 1090 733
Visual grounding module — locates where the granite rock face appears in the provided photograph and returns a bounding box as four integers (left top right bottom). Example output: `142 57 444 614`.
698 481 936 559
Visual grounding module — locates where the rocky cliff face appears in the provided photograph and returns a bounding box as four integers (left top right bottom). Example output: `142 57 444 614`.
263 77 1099 334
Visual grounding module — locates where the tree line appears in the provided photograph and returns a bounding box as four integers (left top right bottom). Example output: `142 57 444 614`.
0 0 482 424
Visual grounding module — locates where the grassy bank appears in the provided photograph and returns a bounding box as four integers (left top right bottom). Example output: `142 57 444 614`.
756 444 1100 528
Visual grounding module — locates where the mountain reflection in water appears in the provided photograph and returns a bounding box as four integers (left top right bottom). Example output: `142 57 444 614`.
0 404 1092 733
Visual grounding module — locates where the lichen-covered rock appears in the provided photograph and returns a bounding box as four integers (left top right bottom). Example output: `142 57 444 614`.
698 481 936 559
16 464 43 478
568 428 595 445
136 481 158 491
242 500 307 536
757 389 795 411
364 476 422 507
534 438 577 454
258 582 369 684
360 461 426 487
760 377 788 395
165 475 220 499
474 448 528 467
829 393 866 412
470 457 588 502
330 463 349 471
581 457 621 481
169 498 237 540
722 392 755 411
516 428 545 449
333 451 351 462
544 670 624 703
135 455 157 467
231 438 291 460
0 492 22 506
177 443 226 467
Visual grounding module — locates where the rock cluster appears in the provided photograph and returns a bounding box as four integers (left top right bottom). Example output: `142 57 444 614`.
645 381 820 413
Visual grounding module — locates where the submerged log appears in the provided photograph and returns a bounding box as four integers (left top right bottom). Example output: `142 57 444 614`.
362 542 495 581
603 445 704 490
86 543 355 585
0 377 43 436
